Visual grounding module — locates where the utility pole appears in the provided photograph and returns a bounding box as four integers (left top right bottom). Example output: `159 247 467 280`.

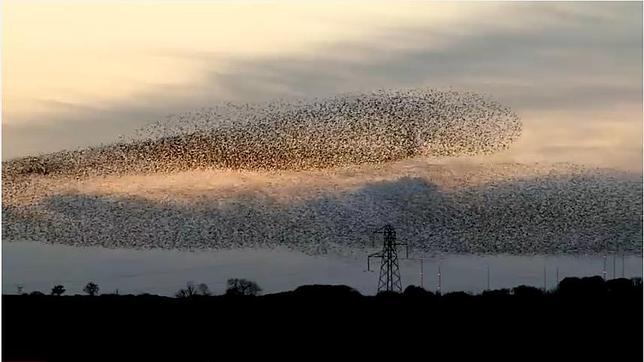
602 254 607 280
622 252 625 278
406 257 425 288
437 265 442 295
486 265 490 291
367 225 406 293
420 259 424 289
603 239 609 280
556 267 559 285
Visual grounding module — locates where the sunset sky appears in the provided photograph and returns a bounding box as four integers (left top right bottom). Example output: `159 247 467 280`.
2 1 642 170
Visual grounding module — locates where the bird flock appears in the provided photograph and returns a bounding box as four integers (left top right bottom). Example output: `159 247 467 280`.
2 88 521 178
2 88 641 255
2 162 641 255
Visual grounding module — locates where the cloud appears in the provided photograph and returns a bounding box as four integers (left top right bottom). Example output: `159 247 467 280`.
3 2 641 171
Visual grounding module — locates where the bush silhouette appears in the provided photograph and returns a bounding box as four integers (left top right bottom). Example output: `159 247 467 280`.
226 278 262 296
51 285 66 296
403 285 434 297
83 282 99 296
481 288 510 298
375 290 402 298
511 285 543 297
292 284 362 298
606 278 634 295
556 276 606 298
443 291 470 300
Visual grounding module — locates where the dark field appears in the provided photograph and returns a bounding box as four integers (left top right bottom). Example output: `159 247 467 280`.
3 276 642 361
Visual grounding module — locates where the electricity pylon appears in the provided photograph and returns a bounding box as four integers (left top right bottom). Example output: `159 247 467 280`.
367 224 408 293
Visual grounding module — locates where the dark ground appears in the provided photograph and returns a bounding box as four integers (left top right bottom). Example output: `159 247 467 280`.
3 276 642 361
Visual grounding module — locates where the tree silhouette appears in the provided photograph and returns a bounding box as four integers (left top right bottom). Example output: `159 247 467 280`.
226 278 262 296
197 283 211 296
175 281 198 298
83 282 100 296
51 285 66 296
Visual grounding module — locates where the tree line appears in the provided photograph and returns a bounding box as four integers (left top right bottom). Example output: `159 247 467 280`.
22 278 262 297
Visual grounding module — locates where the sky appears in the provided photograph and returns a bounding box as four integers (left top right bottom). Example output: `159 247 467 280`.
2 1 642 171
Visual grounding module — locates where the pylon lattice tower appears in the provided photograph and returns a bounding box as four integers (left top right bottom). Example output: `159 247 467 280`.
368 224 408 293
